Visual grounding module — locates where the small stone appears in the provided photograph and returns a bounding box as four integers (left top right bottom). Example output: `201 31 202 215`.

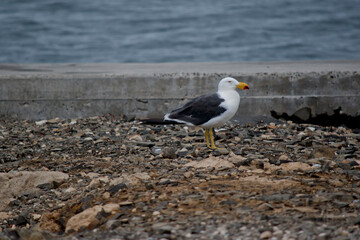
64 187 77 193
278 154 289 161
107 183 127 195
280 162 313 172
151 146 163 156
87 176 109 189
263 193 292 202
110 172 150 189
31 213 42 221
257 203 274 211
183 171 193 178
177 148 188 157
161 147 177 159
101 192 110 200
39 210 62 232
329 179 344 187
47 118 60 124
105 220 121 230
152 222 173 234
119 201 133 206
69 119 77 125
307 127 316 132
336 162 353 170
65 207 102 233
159 178 173 185
318 232 329 239
213 148 230 155
35 120 47 126
330 142 344 148
16 210 30 226
17 229 47 240
65 204 119 233
251 159 265 169
273 230 283 237
228 152 248 166
260 231 272 239
36 182 53 191
313 146 335 159
102 203 120 214
152 211 161 216
184 156 235 170
135 141 155 147
128 135 143 141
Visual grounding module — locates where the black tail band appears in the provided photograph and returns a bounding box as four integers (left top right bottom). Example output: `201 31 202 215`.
140 118 181 125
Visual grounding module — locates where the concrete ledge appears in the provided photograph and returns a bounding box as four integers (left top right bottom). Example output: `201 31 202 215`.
1 61 359 123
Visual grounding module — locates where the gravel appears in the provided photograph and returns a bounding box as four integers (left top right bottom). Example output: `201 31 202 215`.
0 115 359 239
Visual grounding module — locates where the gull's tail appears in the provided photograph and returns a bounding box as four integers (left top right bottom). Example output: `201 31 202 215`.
139 118 181 125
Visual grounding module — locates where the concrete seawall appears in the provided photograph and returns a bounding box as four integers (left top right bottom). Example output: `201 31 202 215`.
1 61 359 124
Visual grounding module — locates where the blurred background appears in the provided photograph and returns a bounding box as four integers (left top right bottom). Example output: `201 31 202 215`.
0 0 359 63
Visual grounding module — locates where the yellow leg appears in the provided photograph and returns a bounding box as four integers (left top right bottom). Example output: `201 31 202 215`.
204 128 211 148
208 127 218 149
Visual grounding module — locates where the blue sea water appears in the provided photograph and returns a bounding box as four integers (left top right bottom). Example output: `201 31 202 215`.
0 0 359 63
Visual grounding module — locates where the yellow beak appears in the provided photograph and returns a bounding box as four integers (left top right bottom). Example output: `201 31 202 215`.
236 82 250 90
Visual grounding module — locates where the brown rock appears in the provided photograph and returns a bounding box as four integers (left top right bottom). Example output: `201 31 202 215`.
313 146 335 159
39 210 62 232
128 134 143 141
264 162 313 173
280 162 313 172
292 206 318 213
65 206 102 233
260 230 272 239
161 147 177 159
87 176 110 189
184 156 235 170
110 172 151 187
278 154 289 161
65 203 120 233
227 152 248 166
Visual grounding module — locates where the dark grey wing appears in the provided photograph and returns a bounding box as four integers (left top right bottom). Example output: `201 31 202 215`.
167 93 226 126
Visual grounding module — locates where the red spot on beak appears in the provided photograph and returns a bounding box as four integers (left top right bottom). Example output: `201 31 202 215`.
244 85 249 90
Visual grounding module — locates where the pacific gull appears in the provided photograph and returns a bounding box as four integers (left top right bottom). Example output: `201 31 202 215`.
142 77 249 149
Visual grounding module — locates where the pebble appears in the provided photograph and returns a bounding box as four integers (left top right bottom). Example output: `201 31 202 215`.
161 147 177 159
35 120 47 126
307 127 316 132
278 154 289 161
260 231 272 239
65 204 119 233
213 148 230 155
31 214 41 221
102 192 110 200
151 146 163 156
128 135 143 142
177 148 189 157
184 156 235 170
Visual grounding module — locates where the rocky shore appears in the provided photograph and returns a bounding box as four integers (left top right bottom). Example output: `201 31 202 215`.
0 115 359 239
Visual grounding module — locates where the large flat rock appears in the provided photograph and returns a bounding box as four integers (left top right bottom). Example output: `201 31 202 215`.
0 171 69 211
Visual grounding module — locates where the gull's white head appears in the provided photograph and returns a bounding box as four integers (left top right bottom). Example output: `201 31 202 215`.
218 77 249 91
